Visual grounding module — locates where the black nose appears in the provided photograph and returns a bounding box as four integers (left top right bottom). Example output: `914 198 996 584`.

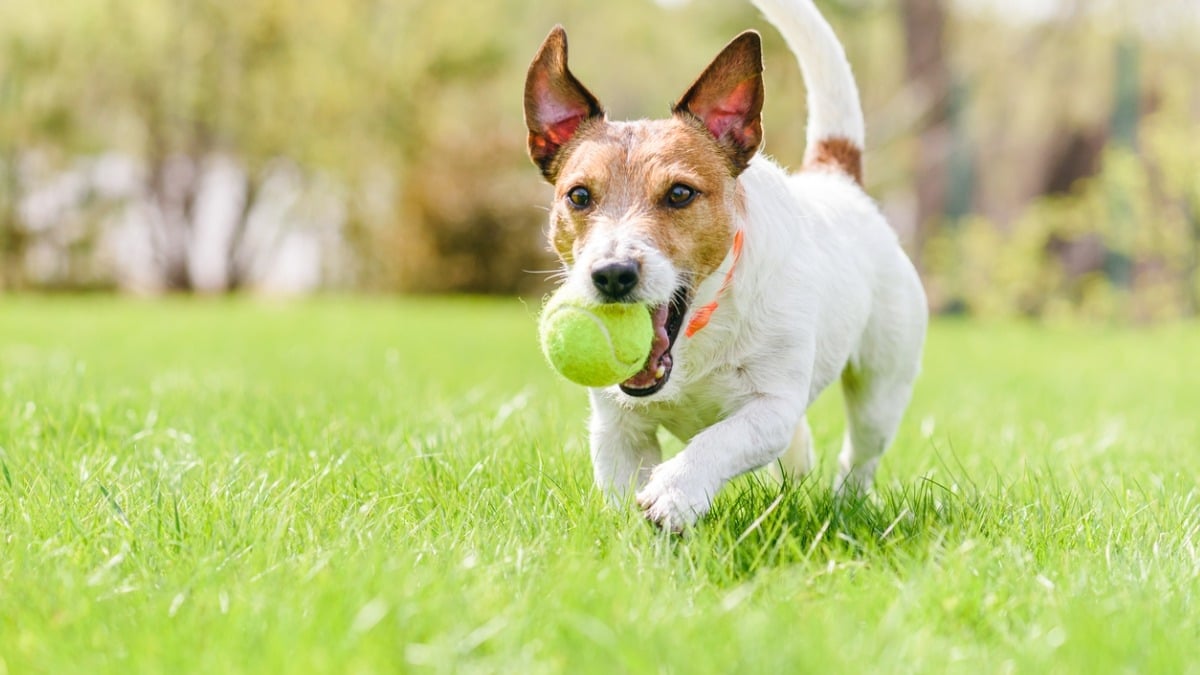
591 260 641 300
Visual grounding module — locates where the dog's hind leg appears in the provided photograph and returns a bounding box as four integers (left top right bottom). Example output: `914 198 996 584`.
835 363 918 495
768 416 816 484
835 262 927 495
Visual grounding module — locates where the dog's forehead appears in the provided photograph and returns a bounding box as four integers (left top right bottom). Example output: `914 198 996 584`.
610 119 716 165
562 118 725 184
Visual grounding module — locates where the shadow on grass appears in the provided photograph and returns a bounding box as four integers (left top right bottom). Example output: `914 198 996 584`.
689 472 985 584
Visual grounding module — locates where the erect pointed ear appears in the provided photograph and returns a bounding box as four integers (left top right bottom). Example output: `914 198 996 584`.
524 26 604 182
673 31 764 174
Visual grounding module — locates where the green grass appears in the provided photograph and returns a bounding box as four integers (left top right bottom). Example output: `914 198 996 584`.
2 297 1198 674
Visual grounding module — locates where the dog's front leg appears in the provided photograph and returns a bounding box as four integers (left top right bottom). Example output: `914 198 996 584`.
637 395 799 531
588 391 662 505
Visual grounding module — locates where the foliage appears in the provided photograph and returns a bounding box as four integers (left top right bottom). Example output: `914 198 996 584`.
2 298 1200 672
925 63 1200 321
0 0 913 293
0 0 1198 315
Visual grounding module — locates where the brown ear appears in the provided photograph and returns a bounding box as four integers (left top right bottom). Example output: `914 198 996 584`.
673 31 764 173
524 26 604 181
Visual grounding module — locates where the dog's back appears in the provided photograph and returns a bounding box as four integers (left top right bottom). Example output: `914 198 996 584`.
682 0 926 412
737 0 927 495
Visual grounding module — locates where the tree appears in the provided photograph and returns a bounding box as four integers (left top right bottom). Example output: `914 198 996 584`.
900 0 954 265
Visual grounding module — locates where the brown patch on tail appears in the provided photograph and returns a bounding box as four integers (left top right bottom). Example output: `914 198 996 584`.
803 136 863 185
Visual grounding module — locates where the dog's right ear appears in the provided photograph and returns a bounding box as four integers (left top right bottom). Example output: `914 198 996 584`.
524 26 604 182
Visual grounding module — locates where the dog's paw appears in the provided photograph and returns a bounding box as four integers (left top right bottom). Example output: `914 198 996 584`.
834 457 879 497
635 459 716 532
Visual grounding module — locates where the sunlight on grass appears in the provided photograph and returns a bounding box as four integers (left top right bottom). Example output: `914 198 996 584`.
1 298 1198 673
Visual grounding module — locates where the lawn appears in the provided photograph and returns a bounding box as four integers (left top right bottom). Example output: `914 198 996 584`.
1 297 1198 674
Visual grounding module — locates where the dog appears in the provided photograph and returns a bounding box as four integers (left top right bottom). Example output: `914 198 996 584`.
523 0 927 530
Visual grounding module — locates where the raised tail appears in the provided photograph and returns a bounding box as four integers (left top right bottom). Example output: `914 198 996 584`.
751 0 864 184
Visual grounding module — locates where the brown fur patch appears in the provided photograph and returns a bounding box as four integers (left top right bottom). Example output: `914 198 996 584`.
547 118 739 284
803 136 863 185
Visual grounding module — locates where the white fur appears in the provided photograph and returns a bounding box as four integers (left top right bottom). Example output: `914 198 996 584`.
581 0 927 530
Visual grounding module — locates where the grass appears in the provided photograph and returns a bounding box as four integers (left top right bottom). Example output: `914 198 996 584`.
1 296 1198 674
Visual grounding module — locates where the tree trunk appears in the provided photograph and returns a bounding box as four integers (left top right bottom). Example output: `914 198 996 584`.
900 0 952 267
0 151 26 291
1104 36 1140 295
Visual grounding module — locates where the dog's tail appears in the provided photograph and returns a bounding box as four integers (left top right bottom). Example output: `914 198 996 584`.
751 0 864 184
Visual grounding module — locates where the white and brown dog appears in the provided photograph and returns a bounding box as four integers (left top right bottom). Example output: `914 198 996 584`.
524 0 927 530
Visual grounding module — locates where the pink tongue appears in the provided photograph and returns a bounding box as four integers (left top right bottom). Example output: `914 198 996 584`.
622 304 671 389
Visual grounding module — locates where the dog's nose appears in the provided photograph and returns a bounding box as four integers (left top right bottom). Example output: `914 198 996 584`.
591 260 641 300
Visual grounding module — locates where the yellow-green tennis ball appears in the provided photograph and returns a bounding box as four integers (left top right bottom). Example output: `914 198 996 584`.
539 293 653 387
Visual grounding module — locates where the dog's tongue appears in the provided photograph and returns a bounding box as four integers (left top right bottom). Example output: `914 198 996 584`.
623 304 671 390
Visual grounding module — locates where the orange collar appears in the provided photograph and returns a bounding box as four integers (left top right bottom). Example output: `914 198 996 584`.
684 229 744 338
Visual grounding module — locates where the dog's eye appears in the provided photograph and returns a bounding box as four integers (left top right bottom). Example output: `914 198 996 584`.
566 186 591 209
666 184 698 208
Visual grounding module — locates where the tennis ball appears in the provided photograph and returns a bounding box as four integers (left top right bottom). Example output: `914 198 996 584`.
538 292 653 387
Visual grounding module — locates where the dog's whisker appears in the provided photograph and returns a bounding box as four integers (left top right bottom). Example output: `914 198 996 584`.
523 268 569 279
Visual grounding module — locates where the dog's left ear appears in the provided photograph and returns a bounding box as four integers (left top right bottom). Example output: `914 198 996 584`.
524 26 605 182
673 31 764 174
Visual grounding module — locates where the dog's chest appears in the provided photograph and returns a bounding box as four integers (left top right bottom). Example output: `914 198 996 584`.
641 370 742 442
650 401 724 444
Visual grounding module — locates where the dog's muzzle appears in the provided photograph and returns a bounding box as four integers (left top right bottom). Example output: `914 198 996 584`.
619 287 690 397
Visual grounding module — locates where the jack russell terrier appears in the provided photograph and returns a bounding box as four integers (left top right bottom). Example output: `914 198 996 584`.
523 0 927 530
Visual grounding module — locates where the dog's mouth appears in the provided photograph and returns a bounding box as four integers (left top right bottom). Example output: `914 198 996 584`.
620 288 690 397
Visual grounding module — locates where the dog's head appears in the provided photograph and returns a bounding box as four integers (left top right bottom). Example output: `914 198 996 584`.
524 27 763 397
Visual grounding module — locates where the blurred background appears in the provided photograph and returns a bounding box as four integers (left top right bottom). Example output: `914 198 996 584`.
0 0 1197 321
